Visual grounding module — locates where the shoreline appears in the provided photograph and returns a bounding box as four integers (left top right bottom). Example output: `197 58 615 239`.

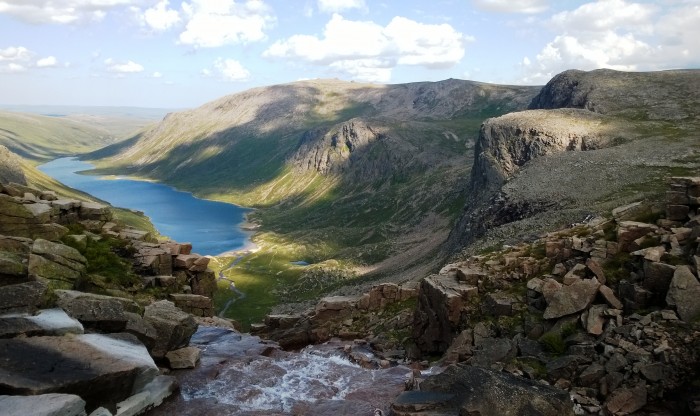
41 156 259 256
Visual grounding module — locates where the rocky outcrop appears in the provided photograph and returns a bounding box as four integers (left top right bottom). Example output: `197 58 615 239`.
253 282 418 350
529 68 700 120
415 177 700 415
0 183 112 241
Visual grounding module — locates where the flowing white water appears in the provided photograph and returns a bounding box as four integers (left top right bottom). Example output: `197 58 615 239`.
149 327 411 415
183 349 362 412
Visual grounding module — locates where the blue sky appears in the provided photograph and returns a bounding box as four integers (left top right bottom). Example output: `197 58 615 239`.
0 0 698 108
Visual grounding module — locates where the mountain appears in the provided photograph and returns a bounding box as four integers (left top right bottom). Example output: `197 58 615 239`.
87 79 540 317
447 68 700 256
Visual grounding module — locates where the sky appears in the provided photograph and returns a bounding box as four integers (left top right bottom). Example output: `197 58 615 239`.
0 0 698 108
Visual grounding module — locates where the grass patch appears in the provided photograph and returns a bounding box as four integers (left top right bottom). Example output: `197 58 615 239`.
602 252 633 285
539 332 566 355
63 235 139 287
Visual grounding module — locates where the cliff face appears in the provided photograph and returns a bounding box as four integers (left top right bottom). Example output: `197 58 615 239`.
446 69 700 255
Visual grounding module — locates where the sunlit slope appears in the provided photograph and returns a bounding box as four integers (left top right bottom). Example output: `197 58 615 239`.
0 111 117 162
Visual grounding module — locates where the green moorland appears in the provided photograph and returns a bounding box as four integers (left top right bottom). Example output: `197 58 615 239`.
0 111 120 162
83 79 541 326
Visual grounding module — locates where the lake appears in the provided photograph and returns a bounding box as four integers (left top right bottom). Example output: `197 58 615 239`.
38 157 251 256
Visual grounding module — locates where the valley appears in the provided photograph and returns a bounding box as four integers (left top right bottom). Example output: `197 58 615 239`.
1 68 700 415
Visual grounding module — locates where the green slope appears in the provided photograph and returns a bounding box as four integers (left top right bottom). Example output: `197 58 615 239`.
0 111 119 162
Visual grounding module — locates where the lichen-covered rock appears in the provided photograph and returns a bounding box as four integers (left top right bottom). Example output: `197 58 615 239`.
29 239 87 289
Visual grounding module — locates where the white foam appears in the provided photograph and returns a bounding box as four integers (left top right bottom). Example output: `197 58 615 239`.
182 349 367 412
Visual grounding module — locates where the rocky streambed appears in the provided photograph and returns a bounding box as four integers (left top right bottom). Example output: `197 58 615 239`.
148 326 413 415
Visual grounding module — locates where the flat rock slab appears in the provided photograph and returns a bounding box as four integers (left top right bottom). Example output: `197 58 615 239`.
0 308 84 338
409 365 576 416
0 393 86 416
0 280 47 314
0 333 158 412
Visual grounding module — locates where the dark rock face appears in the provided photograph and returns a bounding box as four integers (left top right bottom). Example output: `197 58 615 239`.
391 365 575 416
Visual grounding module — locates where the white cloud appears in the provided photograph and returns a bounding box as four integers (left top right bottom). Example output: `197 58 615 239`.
550 0 655 33
0 46 32 72
179 0 275 48
140 0 181 31
105 58 145 73
472 0 549 14
263 14 468 82
0 0 139 24
152 71 163 78
520 0 700 84
317 0 366 13
204 58 250 81
36 56 59 67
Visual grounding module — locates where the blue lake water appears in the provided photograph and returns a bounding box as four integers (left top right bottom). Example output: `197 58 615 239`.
38 157 251 256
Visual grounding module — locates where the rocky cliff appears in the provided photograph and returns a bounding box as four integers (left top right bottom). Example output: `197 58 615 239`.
447 69 700 255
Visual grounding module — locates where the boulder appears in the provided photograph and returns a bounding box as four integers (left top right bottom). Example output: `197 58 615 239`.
543 278 600 319
665 265 700 322
0 393 86 416
169 294 214 317
598 285 623 309
29 239 87 290
143 300 197 358
584 304 607 335
112 375 177 416
642 261 676 303
394 365 575 416
0 308 84 338
0 280 48 314
413 274 472 354
55 290 140 332
166 346 201 369
79 202 111 222
617 221 658 251
605 384 647 415
0 333 158 411
470 337 517 367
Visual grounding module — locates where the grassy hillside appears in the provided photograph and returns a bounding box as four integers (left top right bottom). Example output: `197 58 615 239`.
0 111 121 162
